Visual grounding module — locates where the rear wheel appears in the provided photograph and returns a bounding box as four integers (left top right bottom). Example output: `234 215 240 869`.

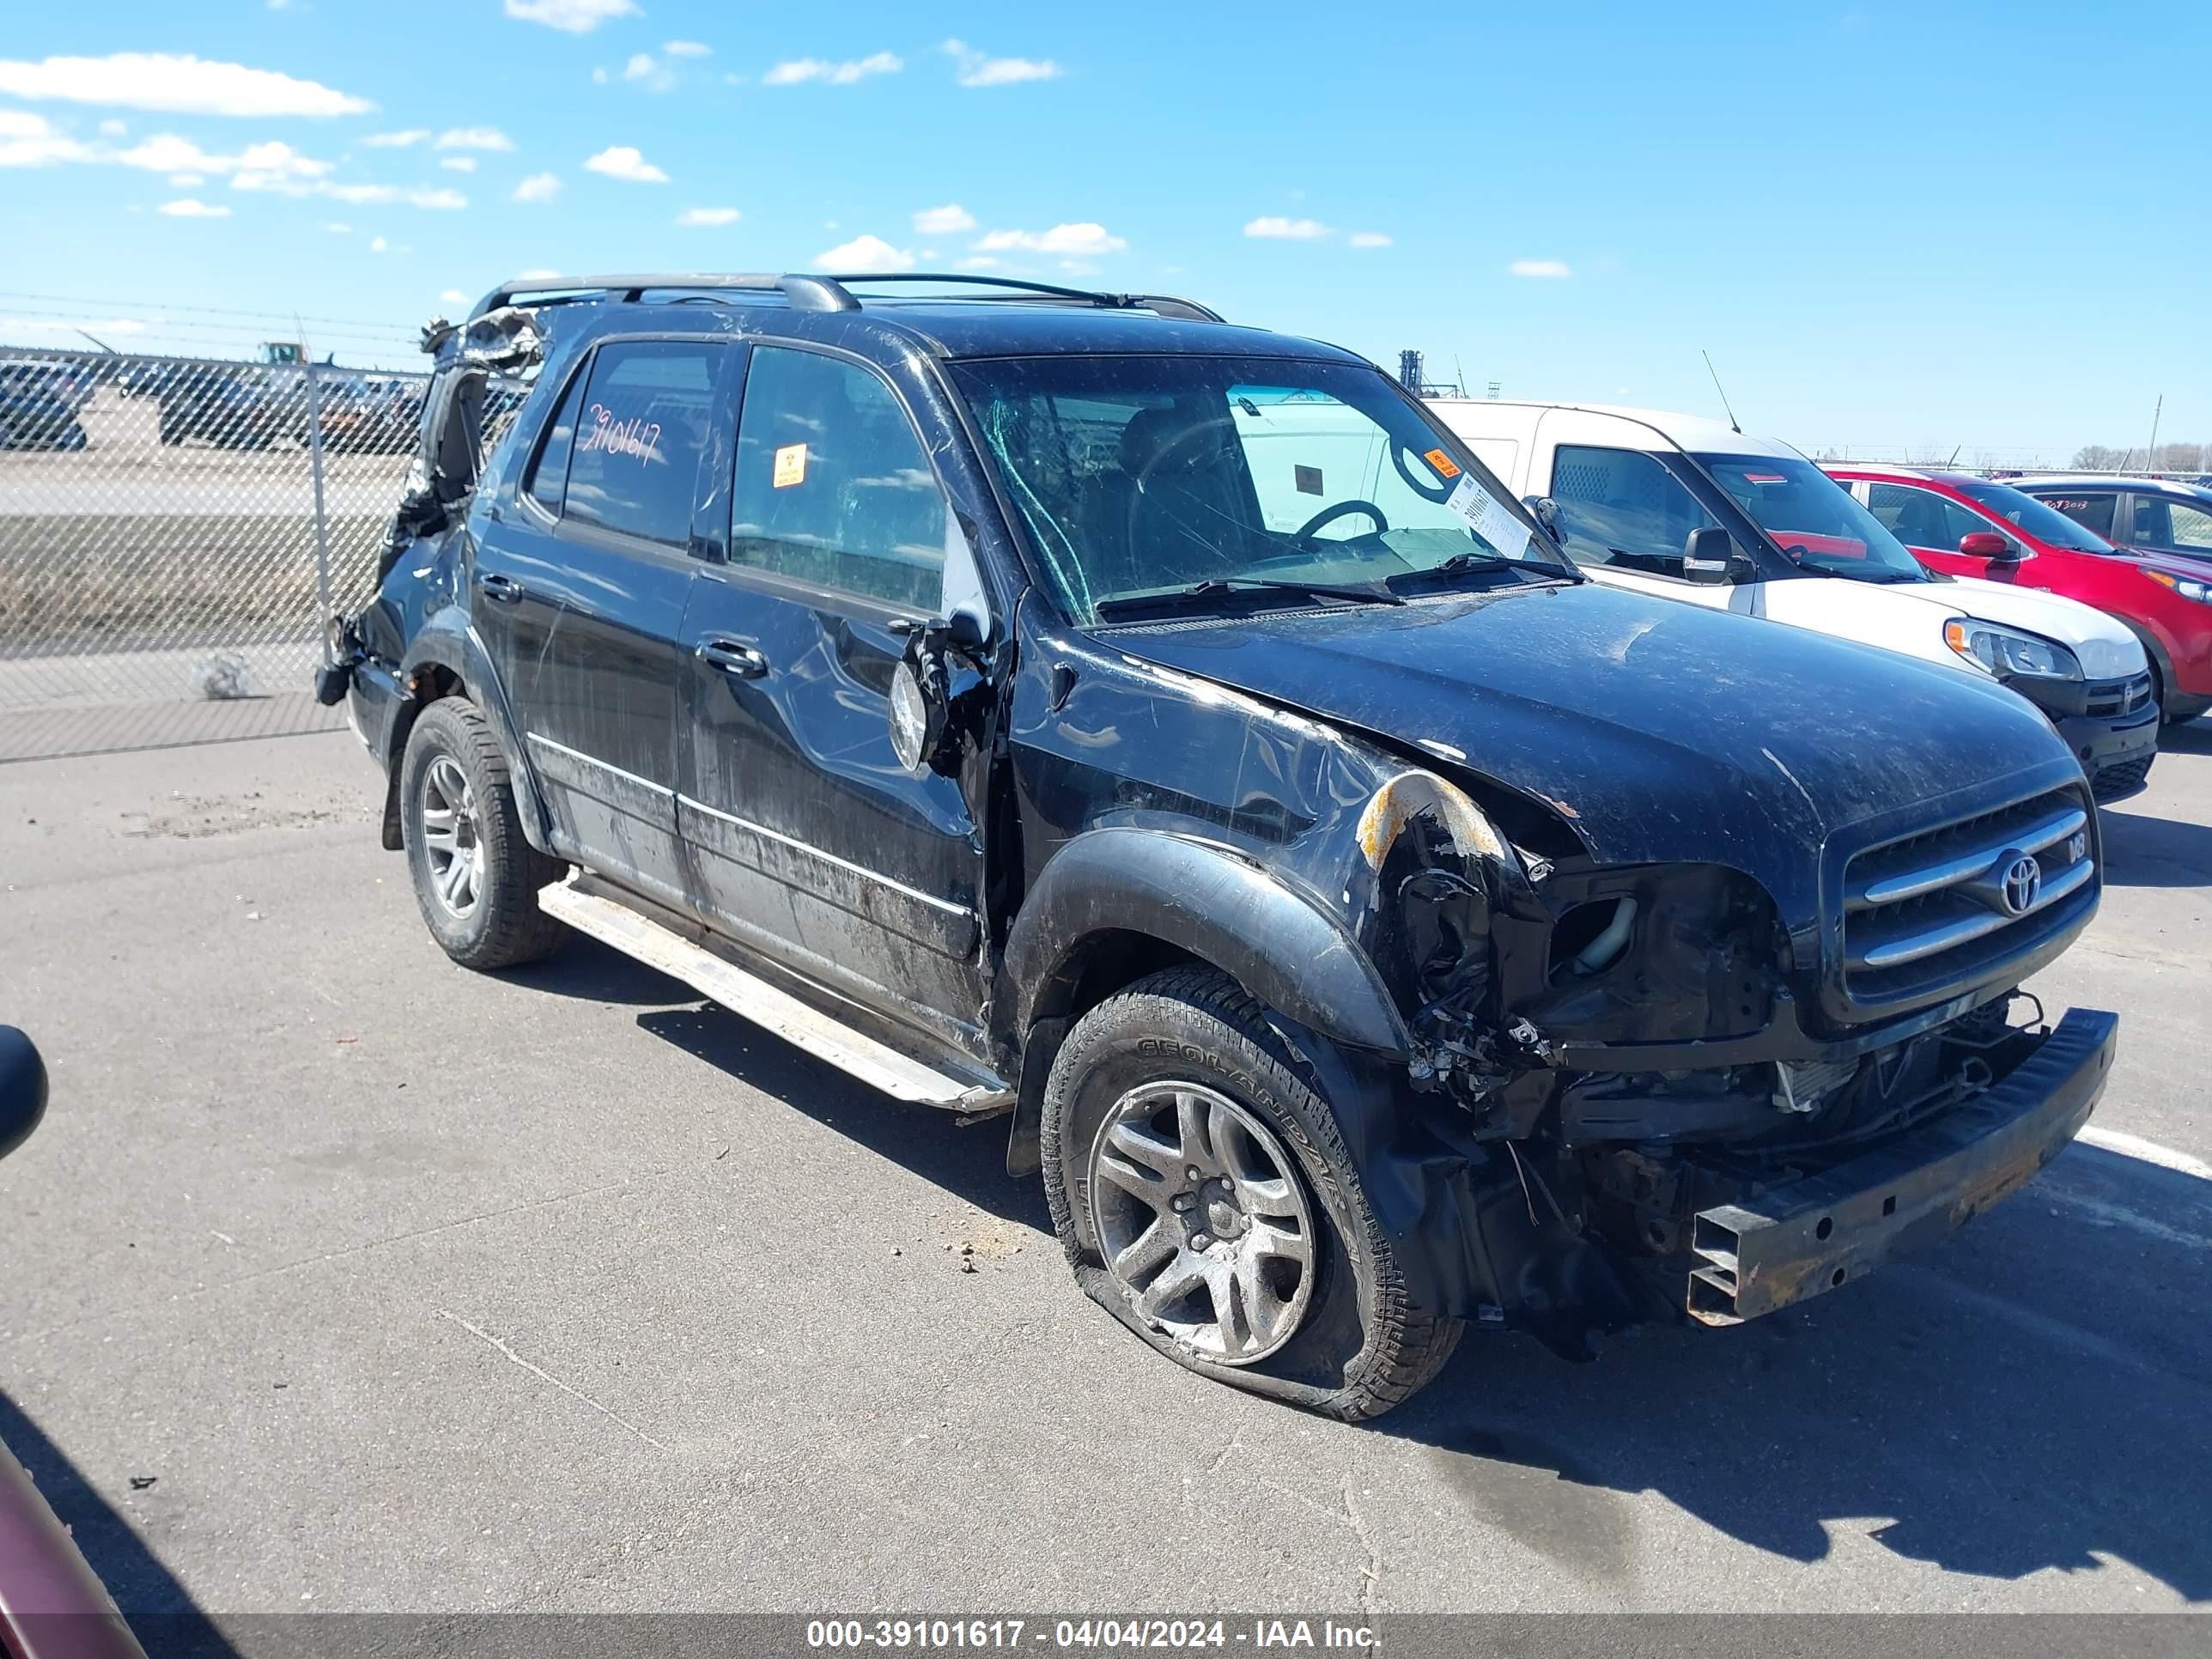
1041 966 1462 1419
399 698 567 969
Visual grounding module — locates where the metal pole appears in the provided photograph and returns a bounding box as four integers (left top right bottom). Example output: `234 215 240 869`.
302 349 336 664
2145 394 2163 476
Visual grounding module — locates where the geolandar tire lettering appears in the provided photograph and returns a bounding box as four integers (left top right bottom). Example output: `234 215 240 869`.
398 697 568 971
1040 964 1462 1419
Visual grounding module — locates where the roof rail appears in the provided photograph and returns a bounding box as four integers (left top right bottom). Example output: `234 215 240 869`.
820 272 1224 323
472 270 1221 325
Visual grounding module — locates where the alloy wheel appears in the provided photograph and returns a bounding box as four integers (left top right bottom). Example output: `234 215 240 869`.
1089 1081 1317 1364
419 754 484 918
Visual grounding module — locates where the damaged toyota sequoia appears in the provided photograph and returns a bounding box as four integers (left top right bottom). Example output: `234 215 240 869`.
320 272 2118 1419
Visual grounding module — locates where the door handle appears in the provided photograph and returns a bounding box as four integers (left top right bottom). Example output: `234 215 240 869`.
477 572 527 604
697 638 769 678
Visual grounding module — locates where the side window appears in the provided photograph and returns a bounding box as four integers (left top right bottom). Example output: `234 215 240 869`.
1548 444 1721 576
728 346 946 611
2129 495 2173 548
523 362 589 514
2043 492 2116 538
2166 500 2212 551
1868 483 1979 550
562 339 722 546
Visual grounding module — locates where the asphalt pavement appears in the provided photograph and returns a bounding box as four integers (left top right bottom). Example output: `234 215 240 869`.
0 724 2207 1622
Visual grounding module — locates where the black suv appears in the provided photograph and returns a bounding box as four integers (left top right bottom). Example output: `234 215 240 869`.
325 272 2118 1419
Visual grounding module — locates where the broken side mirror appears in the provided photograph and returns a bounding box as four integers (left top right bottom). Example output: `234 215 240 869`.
887 611 986 778
0 1026 47 1164
1683 526 1754 585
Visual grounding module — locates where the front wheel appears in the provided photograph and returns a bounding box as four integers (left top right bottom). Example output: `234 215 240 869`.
1041 966 1462 1419
398 697 567 969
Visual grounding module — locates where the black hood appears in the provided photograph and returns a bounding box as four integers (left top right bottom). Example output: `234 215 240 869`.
1107 581 2073 877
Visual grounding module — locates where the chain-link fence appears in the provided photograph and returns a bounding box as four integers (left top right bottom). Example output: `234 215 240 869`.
0 345 428 760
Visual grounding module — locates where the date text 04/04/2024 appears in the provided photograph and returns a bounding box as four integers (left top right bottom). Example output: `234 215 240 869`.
805 1620 1380 1650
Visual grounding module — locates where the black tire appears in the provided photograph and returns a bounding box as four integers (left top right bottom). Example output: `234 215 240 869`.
398 697 567 970
1041 965 1462 1420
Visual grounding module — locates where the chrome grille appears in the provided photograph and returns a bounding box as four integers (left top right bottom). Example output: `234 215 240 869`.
1842 787 2097 1002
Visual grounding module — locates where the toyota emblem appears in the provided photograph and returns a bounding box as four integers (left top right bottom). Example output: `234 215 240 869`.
2000 854 2042 915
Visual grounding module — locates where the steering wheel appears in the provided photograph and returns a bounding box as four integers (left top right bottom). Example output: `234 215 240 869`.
1295 499 1389 540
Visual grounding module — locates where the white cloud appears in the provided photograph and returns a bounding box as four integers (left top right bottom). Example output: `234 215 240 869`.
440 289 469 303
1508 258 1572 278
975 222 1125 257
513 171 562 202
1348 230 1392 249
317 181 466 208
323 221 350 233
583 144 667 183
816 233 914 272
363 128 429 148
435 126 513 152
0 52 371 117
940 40 1061 88
1244 216 1328 240
370 234 388 253
0 117 89 166
763 52 902 87
235 139 331 179
913 203 975 235
503 0 638 33
169 172 204 186
620 52 678 91
663 40 712 58
158 197 229 217
97 117 125 137
440 155 477 172
677 205 740 227
114 133 234 173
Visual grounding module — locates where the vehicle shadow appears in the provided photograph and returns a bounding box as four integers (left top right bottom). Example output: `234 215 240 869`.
1375 1140 2212 1601
2095 808 2212 888
636 994 2212 1601
2156 717 2212 756
0 1389 236 1656
635 1001 1052 1233
495 933 692 1006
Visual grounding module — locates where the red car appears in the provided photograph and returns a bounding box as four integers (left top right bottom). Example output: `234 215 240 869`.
1829 466 2212 727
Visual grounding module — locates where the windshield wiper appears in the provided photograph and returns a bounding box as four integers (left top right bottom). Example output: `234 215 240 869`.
1095 575 1406 618
1391 550 1573 589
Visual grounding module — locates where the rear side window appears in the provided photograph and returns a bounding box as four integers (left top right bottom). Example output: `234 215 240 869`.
2129 495 2172 549
1868 483 1983 550
2041 491 2116 538
727 345 946 611
1548 444 1720 577
562 340 722 546
523 364 588 514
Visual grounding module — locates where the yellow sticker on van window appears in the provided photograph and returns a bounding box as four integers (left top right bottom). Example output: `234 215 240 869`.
772 443 807 489
1424 447 1462 480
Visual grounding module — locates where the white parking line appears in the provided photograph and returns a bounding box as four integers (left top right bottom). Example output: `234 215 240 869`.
2077 1125 2212 1182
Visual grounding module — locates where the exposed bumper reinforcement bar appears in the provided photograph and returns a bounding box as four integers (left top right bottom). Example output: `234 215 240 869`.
1686 1006 2118 1324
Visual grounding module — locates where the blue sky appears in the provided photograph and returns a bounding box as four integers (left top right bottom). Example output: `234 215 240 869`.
1 1 2205 459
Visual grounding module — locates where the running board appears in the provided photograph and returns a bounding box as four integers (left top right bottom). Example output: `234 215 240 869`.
538 875 1012 1114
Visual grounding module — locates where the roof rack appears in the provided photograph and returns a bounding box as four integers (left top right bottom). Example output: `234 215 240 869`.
472 271 1223 325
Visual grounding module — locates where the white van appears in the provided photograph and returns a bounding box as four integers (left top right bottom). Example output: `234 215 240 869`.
1423 400 2159 796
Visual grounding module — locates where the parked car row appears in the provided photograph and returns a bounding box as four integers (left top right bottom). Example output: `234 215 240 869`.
318 272 2120 1420
1428 401 2166 802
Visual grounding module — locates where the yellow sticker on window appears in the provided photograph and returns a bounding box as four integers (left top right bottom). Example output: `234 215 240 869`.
1424 447 1462 480
772 443 807 489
